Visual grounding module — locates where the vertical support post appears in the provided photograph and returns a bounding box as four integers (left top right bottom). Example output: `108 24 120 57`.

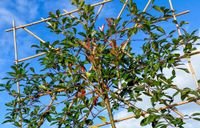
13 21 19 65
12 20 22 128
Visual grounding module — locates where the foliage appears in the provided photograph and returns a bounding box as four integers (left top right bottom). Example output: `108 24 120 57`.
1 0 200 128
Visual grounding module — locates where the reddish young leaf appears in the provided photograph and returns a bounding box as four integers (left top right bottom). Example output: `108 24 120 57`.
81 89 86 96
93 96 99 106
81 66 86 72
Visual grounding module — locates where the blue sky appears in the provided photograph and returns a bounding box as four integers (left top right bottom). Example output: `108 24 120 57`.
1 0 200 128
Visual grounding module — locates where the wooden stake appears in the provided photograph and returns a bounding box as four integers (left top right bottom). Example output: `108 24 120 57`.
143 0 152 12
41 17 52 26
17 52 46 62
13 20 20 100
12 20 22 128
117 0 129 19
94 1 105 21
23 28 45 43
172 108 185 119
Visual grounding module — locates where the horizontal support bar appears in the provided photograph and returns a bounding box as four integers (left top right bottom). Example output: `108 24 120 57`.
16 47 60 62
94 97 200 127
156 10 189 22
5 0 112 32
16 52 46 62
16 44 200 63
179 50 200 59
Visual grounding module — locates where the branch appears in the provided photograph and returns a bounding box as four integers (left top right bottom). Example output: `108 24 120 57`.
104 93 116 128
37 94 56 127
178 50 200 59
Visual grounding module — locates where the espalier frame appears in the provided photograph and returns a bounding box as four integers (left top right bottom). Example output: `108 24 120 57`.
5 0 200 127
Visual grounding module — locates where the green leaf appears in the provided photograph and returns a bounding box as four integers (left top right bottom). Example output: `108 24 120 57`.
179 21 189 27
85 119 93 125
56 9 61 17
49 12 56 19
177 68 189 73
86 72 91 78
181 88 191 100
172 20 178 24
198 80 200 84
140 115 158 126
30 67 35 73
172 69 176 76
153 6 163 13
192 113 200 116
39 84 48 90
156 26 165 34
46 114 52 122
2 119 13 124
135 109 142 118
98 116 107 123
193 118 200 121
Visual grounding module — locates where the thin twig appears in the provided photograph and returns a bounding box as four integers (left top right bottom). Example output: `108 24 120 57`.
37 94 56 127
58 98 75 128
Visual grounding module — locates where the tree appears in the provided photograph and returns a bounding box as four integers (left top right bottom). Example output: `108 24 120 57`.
1 0 200 128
